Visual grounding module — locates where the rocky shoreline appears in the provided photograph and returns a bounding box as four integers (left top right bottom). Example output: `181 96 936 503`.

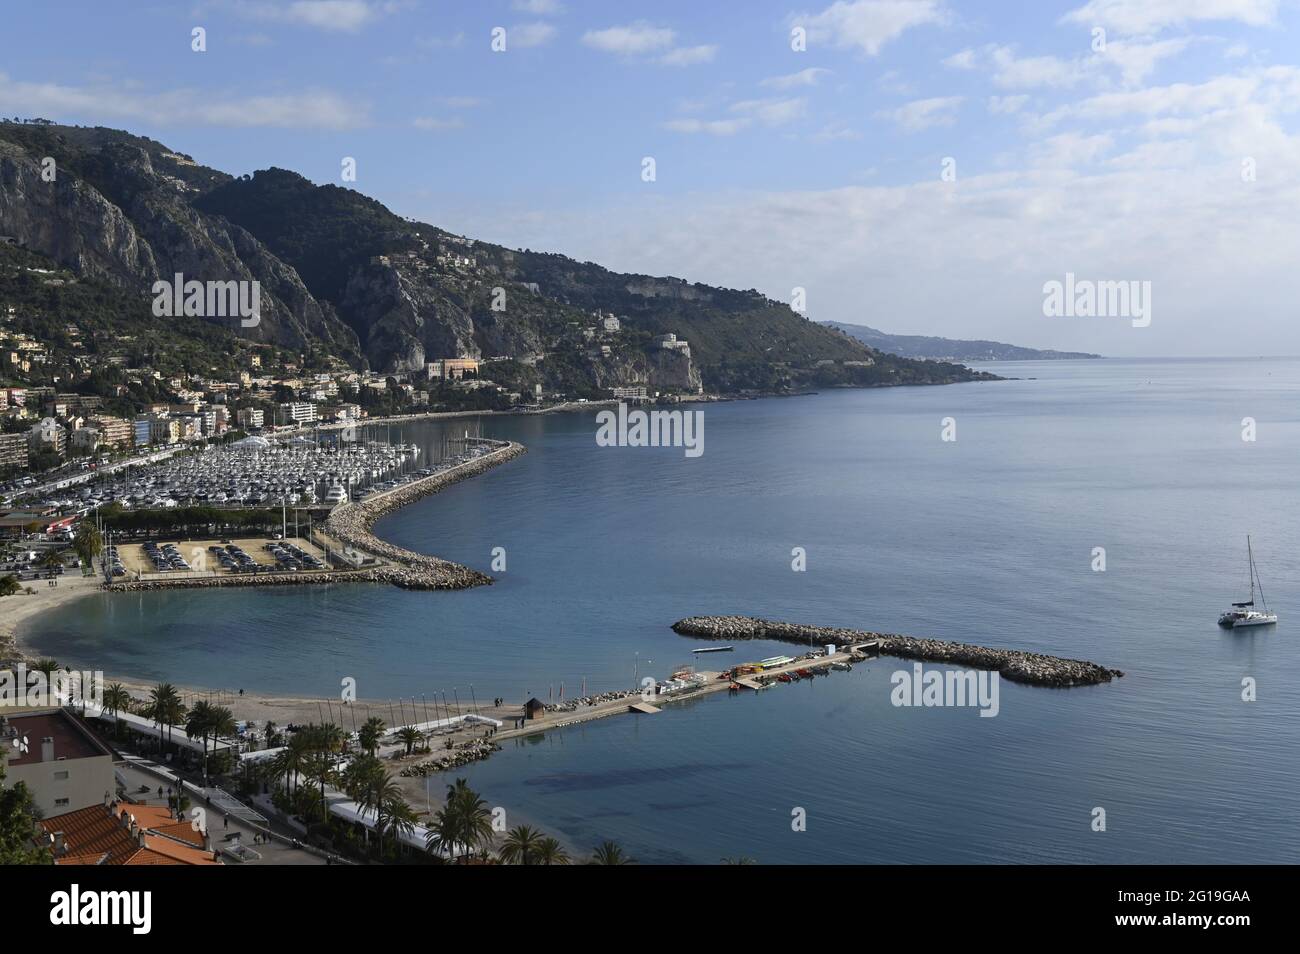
399 739 500 777
672 615 1124 687
323 439 527 590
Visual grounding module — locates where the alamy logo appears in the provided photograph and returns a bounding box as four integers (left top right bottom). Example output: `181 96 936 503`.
1 666 104 709
595 402 704 458
890 664 1000 717
1042 272 1150 328
151 273 260 327
50 885 152 934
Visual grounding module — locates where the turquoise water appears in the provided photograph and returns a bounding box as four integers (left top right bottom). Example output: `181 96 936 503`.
23 358 1300 863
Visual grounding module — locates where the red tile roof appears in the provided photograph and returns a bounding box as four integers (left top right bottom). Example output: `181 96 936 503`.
38 802 219 866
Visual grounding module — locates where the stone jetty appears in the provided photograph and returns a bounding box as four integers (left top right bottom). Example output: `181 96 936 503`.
322 438 527 590
671 615 1124 688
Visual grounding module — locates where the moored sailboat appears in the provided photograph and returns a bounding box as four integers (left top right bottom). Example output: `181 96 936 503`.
1218 535 1277 629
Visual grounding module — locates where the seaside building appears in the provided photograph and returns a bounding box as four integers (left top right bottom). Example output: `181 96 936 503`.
655 333 691 355
132 417 152 447
611 386 649 402
28 417 66 456
1 710 114 817
237 407 265 429
90 415 134 449
0 431 28 469
524 698 547 721
69 426 101 454
149 416 180 446
38 801 220 866
279 401 318 426
426 357 480 381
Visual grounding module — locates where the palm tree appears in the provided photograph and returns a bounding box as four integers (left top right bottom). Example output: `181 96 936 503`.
186 700 215 782
102 683 131 739
498 825 545 865
206 705 236 780
375 777 415 855
358 716 386 756
32 659 59 680
148 683 182 755
280 731 314 798
426 778 495 863
533 837 570 866
395 726 422 756
589 840 635 865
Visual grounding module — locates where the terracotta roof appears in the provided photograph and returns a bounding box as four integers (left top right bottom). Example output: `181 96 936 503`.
38 802 219 866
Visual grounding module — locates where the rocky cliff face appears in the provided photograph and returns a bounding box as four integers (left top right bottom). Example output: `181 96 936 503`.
0 129 360 359
0 141 157 283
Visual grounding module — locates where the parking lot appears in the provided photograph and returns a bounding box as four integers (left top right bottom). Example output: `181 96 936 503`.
110 536 330 579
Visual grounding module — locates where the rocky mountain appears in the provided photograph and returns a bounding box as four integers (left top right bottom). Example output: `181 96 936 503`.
0 121 995 394
823 321 1101 361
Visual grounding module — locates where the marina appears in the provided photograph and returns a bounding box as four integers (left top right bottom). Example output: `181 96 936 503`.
36 436 425 514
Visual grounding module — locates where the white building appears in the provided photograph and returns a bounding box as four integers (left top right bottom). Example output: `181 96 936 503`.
278 402 318 425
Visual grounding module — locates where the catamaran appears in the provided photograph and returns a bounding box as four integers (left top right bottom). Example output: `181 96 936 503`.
1218 535 1278 629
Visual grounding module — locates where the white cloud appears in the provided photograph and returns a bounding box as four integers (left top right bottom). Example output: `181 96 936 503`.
511 0 564 13
412 116 464 131
989 46 1087 89
0 73 367 129
942 48 976 69
1030 131 1114 167
510 22 558 47
731 97 809 125
1101 37 1193 86
660 45 718 66
813 122 863 141
792 0 947 56
225 0 402 32
582 22 676 55
877 95 962 131
1063 0 1278 34
761 67 831 89
663 117 752 135
987 94 1029 114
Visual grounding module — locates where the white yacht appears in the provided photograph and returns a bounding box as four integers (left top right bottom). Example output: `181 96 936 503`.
324 485 349 505
1218 536 1278 629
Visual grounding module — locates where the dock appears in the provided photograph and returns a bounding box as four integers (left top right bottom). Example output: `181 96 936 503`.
490 644 875 743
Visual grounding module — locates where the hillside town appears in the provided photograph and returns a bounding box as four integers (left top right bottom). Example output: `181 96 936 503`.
0 294 697 501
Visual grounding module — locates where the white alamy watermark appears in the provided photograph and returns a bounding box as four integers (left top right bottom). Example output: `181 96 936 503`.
151 273 260 327
50 885 151 935
595 402 703 458
890 664 999 717
1 666 103 709
1042 272 1150 328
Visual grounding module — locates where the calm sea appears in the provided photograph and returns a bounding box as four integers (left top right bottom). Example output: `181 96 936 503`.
23 357 1300 863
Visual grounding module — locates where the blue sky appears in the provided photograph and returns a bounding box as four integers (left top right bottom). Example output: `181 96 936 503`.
4 0 1300 355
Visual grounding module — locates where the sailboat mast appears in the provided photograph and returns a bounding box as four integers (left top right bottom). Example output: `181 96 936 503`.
1247 535 1255 604
1250 535 1269 612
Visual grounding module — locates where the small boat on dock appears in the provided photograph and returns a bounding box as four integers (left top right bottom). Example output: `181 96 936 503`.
831 662 852 672
692 645 734 654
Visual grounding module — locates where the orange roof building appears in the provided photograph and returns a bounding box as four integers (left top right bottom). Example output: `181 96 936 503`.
38 799 220 866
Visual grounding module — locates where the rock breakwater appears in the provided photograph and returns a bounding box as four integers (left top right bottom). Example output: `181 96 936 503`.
672 615 1123 687
323 439 527 590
